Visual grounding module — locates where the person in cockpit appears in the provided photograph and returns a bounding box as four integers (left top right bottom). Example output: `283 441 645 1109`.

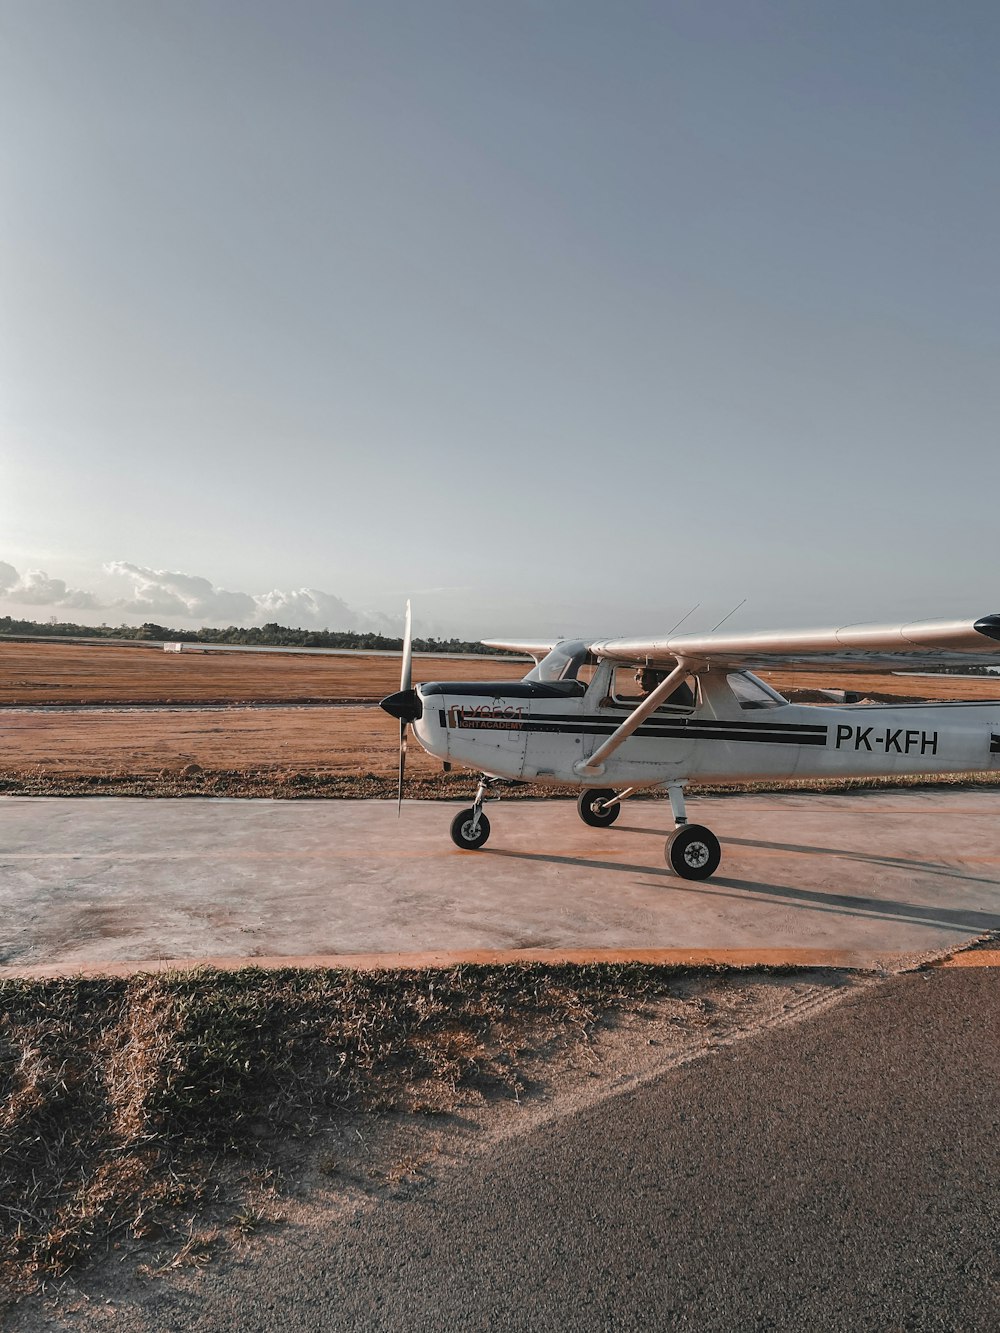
635 666 695 709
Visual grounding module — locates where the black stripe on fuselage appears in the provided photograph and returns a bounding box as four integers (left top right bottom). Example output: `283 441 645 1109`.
519 721 828 746
594 713 828 735
440 709 827 734
438 710 829 746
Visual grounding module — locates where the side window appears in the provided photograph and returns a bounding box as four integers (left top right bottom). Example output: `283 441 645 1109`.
610 667 697 711
611 666 642 704
576 660 598 686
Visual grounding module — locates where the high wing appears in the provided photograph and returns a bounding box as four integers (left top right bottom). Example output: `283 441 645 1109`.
480 639 558 662
589 614 1000 674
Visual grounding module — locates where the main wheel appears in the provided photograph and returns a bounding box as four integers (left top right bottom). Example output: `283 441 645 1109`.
665 825 721 880
577 788 621 828
450 808 491 850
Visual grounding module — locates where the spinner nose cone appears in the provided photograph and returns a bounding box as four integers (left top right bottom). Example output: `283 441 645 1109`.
974 614 1000 642
380 688 423 722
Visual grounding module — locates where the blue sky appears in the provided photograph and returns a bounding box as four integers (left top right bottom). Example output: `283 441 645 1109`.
2 1 998 637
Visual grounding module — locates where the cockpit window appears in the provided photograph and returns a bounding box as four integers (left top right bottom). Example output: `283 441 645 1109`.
611 666 697 711
525 640 592 684
727 671 787 710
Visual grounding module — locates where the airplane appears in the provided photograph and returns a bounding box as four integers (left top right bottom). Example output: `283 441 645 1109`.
380 604 1000 880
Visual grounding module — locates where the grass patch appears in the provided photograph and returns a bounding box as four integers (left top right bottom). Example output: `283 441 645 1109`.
0 961 756 1299
1 766 998 799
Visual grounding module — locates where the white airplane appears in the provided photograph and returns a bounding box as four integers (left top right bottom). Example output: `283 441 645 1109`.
380 605 1000 880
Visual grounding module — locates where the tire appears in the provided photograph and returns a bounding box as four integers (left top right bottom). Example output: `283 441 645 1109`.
577 788 621 828
665 825 721 880
450 808 491 850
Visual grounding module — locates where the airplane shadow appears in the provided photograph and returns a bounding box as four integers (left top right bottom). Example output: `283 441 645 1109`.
482 847 1000 935
617 826 1000 888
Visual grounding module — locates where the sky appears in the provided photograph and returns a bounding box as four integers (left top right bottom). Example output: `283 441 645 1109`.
2 0 999 639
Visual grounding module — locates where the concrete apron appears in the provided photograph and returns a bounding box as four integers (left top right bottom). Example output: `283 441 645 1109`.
1 791 998 978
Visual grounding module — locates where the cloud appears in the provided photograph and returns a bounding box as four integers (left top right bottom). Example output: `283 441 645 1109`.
105 561 257 622
252 587 397 633
0 565 102 609
1 557 400 632
253 587 359 628
104 561 390 629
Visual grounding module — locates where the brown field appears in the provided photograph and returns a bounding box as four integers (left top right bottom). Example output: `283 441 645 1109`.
760 667 1000 703
0 707 424 777
1 639 998 794
0 641 517 789
0 640 525 704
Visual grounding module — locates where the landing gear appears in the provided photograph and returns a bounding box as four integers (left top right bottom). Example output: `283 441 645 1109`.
577 788 621 827
446 772 722 877
662 782 721 880
449 775 495 850
450 808 491 850
665 825 721 880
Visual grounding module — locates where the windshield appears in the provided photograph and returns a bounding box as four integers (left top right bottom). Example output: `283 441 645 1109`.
727 671 787 710
525 640 590 684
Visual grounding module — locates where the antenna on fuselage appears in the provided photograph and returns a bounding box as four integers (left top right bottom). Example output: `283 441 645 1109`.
665 603 701 636
709 598 747 633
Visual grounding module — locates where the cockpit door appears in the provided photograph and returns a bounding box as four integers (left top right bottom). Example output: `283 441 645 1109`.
579 663 698 772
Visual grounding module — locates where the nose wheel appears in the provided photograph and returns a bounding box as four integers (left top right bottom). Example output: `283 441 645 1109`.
449 775 497 850
450 808 491 850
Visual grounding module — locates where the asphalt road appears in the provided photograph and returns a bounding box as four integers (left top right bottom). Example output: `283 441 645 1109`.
144 964 999 1332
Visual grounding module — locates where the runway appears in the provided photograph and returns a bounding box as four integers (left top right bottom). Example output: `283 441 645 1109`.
2 789 998 975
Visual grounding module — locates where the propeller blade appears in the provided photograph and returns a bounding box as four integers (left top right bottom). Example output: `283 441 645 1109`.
400 599 413 692
397 601 412 816
397 719 408 815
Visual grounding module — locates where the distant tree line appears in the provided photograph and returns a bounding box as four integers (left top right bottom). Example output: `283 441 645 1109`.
916 663 1000 676
0 614 515 656
2 615 998 671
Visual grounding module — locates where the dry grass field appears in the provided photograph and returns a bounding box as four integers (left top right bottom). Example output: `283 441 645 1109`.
760 667 1000 702
0 707 427 777
0 639 525 704
1 639 998 793
0 641 524 785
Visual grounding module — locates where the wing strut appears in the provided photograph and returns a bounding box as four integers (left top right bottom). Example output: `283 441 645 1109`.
574 659 690 777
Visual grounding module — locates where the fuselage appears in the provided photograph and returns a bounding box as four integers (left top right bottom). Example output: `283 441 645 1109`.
409 664 1000 789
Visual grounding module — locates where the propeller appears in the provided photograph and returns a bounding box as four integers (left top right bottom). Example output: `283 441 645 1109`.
378 601 421 814
400 599 413 694
397 600 412 813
